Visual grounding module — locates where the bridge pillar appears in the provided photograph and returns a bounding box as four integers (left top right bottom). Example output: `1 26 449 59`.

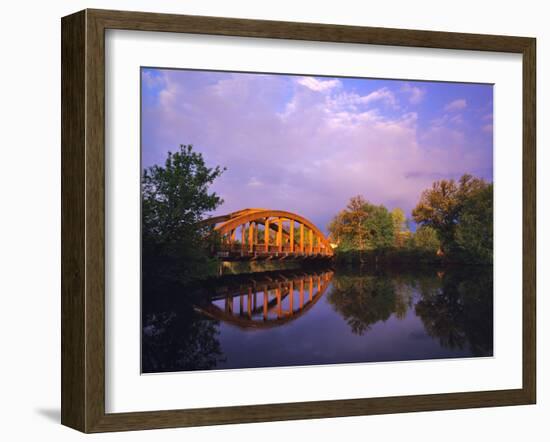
264 219 270 252
248 222 255 253
289 220 294 252
277 218 283 252
300 224 304 253
309 229 313 254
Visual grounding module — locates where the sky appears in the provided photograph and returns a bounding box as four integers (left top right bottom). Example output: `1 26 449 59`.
141 68 493 234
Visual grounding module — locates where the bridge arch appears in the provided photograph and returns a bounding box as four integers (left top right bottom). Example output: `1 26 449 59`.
202 208 333 259
196 271 334 329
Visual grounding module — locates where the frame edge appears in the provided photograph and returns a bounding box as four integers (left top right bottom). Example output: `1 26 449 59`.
61 9 87 432
61 8 537 433
522 37 536 405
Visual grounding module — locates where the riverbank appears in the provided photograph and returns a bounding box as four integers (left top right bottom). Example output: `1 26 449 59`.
333 249 492 267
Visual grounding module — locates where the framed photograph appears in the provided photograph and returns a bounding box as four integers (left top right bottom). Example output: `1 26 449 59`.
61 9 536 433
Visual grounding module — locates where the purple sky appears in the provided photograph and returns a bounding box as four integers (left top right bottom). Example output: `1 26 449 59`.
142 68 493 233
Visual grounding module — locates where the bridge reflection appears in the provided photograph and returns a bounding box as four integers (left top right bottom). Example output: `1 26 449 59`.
195 270 334 329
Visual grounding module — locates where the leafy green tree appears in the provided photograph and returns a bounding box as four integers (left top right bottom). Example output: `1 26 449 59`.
391 207 409 247
329 196 395 252
328 196 370 251
142 144 225 283
455 183 493 263
411 225 441 253
412 174 491 259
391 208 406 235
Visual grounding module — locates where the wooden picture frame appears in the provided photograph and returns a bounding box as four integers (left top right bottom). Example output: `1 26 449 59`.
61 8 536 433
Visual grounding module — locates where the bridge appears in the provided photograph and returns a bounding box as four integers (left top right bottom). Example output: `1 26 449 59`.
201 208 334 260
195 270 334 329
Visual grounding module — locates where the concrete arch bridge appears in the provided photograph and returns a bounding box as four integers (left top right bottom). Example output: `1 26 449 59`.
201 208 334 261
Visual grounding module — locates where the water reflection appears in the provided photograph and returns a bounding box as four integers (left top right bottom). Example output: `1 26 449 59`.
142 266 493 373
142 279 225 373
196 271 334 329
328 272 407 335
414 269 493 356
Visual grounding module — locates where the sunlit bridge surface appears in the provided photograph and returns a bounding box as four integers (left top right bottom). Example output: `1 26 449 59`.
196 271 333 329
201 208 334 260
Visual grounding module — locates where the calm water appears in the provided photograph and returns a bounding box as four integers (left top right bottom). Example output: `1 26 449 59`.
142 266 493 373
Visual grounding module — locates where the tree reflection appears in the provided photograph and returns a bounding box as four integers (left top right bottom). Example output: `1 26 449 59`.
392 275 415 320
142 280 225 373
327 267 493 358
327 271 397 335
414 268 493 356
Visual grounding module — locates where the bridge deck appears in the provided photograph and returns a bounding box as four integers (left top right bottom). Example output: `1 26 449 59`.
216 244 332 261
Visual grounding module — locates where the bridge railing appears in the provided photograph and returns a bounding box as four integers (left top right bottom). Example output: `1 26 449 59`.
216 243 332 257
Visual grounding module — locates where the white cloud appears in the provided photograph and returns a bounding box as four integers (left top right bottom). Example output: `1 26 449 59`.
360 88 399 108
401 83 426 104
444 98 467 112
297 76 341 92
328 87 399 113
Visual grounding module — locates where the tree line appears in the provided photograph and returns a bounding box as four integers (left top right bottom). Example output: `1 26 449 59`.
141 145 493 287
328 174 493 265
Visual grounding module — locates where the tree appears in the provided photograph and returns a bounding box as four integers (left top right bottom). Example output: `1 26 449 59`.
328 196 370 251
455 183 493 263
411 225 440 252
391 207 408 247
391 208 406 234
329 196 394 252
142 144 226 283
412 174 491 257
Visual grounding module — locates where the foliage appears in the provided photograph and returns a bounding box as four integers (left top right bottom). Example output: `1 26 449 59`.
455 184 493 263
391 208 407 235
142 144 225 283
412 174 492 263
328 196 395 252
391 207 410 247
410 225 441 252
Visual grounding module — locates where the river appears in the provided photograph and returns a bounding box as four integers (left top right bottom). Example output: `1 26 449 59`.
142 265 493 373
